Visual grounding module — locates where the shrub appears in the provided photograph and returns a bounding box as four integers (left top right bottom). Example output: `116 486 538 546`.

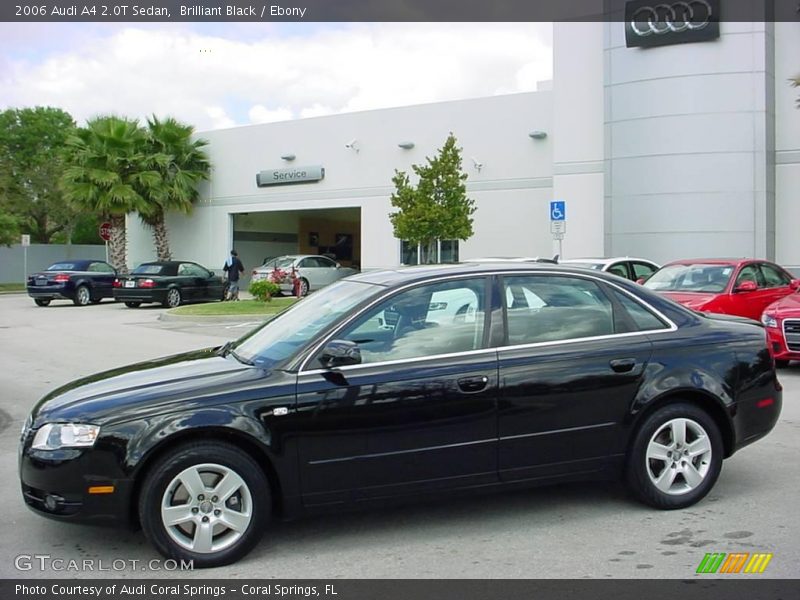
249 279 281 302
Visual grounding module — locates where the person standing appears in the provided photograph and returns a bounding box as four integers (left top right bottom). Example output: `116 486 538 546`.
223 249 245 301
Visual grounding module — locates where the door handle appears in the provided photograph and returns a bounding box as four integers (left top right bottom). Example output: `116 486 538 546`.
609 358 637 373
458 375 489 393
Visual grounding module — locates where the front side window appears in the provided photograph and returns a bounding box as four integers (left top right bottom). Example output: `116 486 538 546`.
319 278 487 366
644 264 734 293
503 275 614 345
735 264 764 288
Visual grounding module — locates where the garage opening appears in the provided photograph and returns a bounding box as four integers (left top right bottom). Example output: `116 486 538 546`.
230 207 361 285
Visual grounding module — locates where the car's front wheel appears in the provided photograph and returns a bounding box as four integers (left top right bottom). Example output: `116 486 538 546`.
626 403 723 509
164 288 182 308
34 298 51 307
138 442 270 568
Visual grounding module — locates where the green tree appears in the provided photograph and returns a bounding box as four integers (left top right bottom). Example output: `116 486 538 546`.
140 116 211 261
389 133 475 263
0 107 78 243
0 212 21 246
61 116 160 272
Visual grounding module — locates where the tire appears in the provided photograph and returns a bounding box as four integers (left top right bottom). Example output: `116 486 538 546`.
125 301 142 308
625 402 723 510
90 298 102 305
34 298 51 307
73 285 91 306
775 359 790 369
163 288 182 308
138 442 270 568
299 278 309 296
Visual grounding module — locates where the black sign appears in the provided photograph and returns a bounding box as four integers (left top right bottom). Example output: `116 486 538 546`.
625 0 720 48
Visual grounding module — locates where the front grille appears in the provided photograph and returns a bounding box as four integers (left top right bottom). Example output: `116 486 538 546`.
783 319 800 352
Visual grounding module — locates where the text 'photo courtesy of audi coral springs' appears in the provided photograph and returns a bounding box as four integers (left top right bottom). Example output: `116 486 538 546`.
19 262 782 567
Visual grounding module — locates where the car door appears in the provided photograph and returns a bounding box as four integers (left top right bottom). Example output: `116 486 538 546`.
88 261 116 298
315 256 343 285
729 263 772 320
497 274 656 482
294 276 498 506
758 262 794 310
177 263 203 300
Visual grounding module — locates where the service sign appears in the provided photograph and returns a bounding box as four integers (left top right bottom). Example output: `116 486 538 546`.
256 165 325 187
625 0 720 49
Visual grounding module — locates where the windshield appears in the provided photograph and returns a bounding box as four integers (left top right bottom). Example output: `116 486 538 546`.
233 280 381 369
133 264 165 275
47 263 78 271
644 264 733 293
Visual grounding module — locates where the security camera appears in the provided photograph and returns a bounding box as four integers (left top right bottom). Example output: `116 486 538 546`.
471 157 483 171
345 139 359 152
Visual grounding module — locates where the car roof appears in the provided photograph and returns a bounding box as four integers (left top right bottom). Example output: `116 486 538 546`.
561 257 658 265
663 258 758 267
347 262 639 287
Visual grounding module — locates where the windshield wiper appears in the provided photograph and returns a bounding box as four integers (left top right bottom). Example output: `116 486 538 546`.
218 341 234 356
229 349 255 366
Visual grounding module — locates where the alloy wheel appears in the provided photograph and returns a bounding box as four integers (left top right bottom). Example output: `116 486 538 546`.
645 417 712 496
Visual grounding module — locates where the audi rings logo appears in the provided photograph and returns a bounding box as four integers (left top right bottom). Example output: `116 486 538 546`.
625 0 719 48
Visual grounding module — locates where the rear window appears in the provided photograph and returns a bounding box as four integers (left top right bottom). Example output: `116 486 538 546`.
133 264 167 275
47 263 79 271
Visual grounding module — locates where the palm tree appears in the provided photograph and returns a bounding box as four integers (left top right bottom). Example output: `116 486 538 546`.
61 116 160 273
142 116 211 261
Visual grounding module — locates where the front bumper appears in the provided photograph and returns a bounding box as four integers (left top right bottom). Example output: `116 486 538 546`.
766 326 800 362
19 442 134 527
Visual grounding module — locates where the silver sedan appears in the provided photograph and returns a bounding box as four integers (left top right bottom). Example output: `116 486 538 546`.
251 255 359 295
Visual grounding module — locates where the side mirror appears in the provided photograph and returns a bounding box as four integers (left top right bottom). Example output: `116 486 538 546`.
319 340 361 369
790 279 800 291
734 280 758 293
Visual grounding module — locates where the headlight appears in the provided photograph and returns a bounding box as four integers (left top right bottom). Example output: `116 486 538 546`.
31 423 100 450
761 314 778 329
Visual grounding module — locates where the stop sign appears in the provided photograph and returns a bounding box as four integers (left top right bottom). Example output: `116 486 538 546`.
99 222 112 241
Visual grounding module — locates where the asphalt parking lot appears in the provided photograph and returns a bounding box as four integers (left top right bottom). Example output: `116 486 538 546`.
0 293 798 579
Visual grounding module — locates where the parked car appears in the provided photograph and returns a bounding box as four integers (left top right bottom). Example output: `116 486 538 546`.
113 261 226 308
463 256 558 264
251 254 358 295
559 257 660 282
644 258 800 321
26 259 117 307
761 291 800 367
20 263 781 567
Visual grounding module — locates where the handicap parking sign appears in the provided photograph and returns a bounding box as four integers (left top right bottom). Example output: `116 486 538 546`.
550 201 565 221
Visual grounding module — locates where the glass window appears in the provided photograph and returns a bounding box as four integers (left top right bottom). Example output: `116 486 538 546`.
47 263 77 271
323 278 487 365
88 262 114 273
644 264 733 293
503 275 614 345
400 240 459 265
133 264 168 275
632 262 657 280
317 256 337 268
606 263 630 279
759 263 791 288
610 289 669 332
179 263 207 277
735 264 764 288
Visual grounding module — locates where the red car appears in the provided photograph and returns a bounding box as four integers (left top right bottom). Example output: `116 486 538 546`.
762 292 800 367
644 258 800 321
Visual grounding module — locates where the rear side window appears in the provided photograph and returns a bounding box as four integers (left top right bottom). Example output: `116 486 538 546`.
133 264 165 275
503 276 614 345
759 264 791 288
609 289 670 332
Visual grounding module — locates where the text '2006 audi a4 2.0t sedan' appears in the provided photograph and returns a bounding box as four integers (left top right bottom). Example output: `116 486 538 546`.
19 263 782 566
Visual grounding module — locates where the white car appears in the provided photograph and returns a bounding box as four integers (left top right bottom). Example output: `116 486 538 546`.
251 255 359 295
559 257 660 282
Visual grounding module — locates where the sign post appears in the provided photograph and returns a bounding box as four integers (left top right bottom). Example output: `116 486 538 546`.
99 222 111 263
21 234 30 285
549 200 566 259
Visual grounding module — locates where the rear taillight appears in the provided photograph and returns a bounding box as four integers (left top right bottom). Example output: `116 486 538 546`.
757 398 775 409
139 279 156 288
53 274 69 282
113 279 121 288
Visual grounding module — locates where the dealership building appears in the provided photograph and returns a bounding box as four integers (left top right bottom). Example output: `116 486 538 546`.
128 20 800 278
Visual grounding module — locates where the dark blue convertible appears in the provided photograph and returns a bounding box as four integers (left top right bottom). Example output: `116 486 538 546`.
27 259 117 307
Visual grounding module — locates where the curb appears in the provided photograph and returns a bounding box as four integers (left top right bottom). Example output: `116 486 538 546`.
158 311 276 324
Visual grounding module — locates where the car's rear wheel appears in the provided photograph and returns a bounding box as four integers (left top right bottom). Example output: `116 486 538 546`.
626 403 722 509
138 442 270 568
164 288 182 308
34 298 51 307
125 301 141 308
73 285 91 306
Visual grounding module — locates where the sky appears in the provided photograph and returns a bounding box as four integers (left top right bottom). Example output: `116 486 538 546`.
0 22 552 132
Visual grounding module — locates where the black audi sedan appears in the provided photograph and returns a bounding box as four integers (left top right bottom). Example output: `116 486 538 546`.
26 259 117 306
19 263 781 567
113 261 226 308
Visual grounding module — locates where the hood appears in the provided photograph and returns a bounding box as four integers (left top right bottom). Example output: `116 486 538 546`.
31 348 272 426
765 292 800 319
660 291 718 310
